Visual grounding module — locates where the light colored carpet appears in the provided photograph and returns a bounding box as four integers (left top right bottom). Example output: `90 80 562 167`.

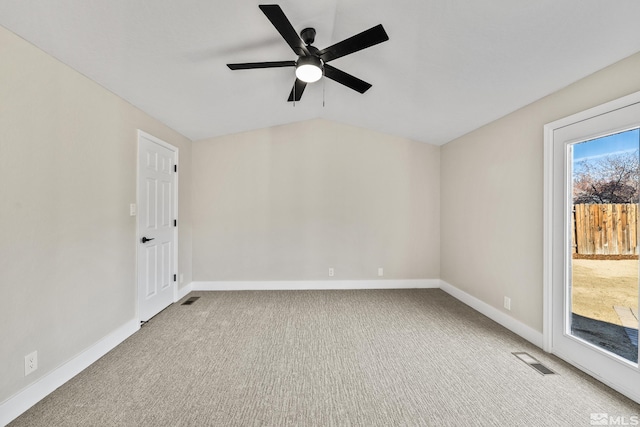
9 289 640 426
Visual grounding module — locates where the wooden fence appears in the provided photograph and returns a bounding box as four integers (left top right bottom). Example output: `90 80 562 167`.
572 204 638 255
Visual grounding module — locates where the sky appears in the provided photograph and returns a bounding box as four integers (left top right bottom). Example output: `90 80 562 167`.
573 128 640 163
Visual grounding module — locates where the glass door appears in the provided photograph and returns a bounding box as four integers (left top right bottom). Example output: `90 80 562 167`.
549 98 640 403
569 130 639 364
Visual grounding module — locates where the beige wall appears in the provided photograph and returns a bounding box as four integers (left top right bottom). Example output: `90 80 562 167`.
0 25 192 403
192 119 440 281
441 52 640 332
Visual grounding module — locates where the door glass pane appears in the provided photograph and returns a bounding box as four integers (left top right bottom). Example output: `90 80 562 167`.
570 128 639 364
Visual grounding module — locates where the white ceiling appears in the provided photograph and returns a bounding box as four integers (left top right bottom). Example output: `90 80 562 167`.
2 1 640 145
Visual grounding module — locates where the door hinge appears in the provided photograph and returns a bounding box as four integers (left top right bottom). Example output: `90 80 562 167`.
174 219 177 227
174 164 177 173
173 274 177 282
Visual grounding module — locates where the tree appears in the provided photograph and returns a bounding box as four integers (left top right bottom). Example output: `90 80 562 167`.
573 150 639 204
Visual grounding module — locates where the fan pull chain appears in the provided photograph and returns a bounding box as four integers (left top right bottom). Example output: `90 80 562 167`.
323 71 326 107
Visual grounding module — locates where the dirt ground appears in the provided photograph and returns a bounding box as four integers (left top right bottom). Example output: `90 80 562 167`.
572 259 639 326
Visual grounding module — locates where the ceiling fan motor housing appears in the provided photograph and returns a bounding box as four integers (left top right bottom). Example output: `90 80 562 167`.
296 55 322 69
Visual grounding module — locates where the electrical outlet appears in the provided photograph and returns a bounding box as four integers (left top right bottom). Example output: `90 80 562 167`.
129 203 137 216
504 296 511 311
378 267 384 277
328 268 334 277
25 351 38 376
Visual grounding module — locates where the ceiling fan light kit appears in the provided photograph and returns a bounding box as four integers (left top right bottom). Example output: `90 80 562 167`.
295 55 323 83
227 4 389 102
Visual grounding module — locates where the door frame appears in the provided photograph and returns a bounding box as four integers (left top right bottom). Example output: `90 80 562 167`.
136 130 179 321
543 90 640 403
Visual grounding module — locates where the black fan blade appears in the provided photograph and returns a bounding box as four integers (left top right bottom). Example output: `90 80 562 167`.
287 79 307 102
227 61 296 70
318 24 389 63
323 64 372 94
259 5 309 56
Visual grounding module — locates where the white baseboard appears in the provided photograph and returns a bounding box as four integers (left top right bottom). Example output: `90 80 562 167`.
191 279 440 291
0 319 139 427
439 280 544 348
174 282 193 302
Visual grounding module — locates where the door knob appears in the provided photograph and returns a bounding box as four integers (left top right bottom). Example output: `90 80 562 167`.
141 237 155 243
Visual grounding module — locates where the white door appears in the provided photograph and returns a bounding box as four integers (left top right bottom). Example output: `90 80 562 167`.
546 94 640 403
137 131 177 321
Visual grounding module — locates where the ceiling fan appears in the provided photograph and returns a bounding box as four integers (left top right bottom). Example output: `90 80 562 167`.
227 4 389 102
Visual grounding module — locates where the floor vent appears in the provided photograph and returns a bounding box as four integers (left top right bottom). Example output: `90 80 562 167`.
513 352 556 375
181 296 200 306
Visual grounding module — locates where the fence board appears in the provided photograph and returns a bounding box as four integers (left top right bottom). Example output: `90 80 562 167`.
573 204 639 255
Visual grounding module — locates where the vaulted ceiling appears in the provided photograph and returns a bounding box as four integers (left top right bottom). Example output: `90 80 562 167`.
2 1 640 145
